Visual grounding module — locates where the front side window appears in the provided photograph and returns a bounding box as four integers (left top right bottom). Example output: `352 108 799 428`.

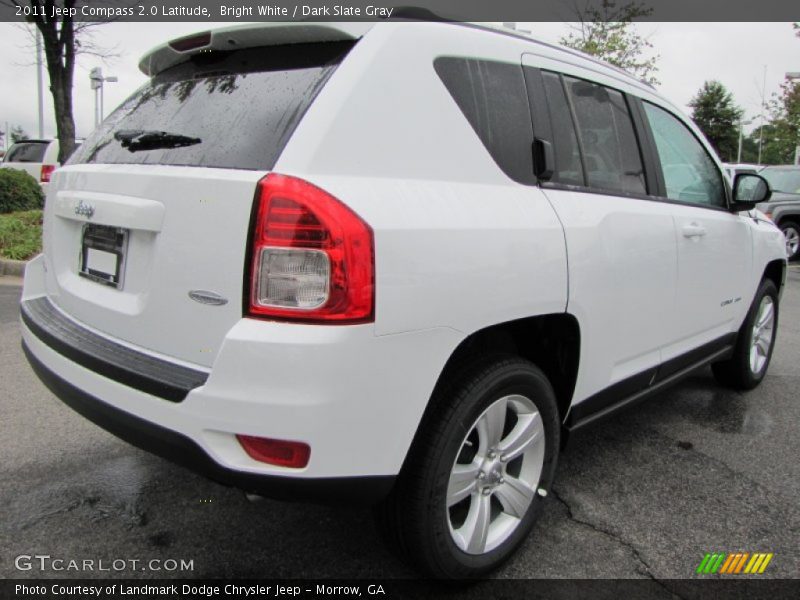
563 76 646 195
643 102 725 207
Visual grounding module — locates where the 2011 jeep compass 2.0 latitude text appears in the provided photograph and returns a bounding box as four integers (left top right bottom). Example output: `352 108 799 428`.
20 22 786 578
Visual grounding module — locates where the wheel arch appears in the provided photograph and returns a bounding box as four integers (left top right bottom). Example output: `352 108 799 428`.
762 259 786 297
426 314 581 427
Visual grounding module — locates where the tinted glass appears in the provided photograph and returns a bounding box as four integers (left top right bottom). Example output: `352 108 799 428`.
69 42 353 171
541 72 584 186
760 168 800 195
643 102 725 207
564 77 646 195
5 142 48 163
435 57 534 184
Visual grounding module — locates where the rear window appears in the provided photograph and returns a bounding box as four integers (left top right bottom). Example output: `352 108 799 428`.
5 142 48 163
69 41 354 171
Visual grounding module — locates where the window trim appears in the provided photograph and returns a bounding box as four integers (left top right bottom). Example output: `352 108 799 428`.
540 180 733 212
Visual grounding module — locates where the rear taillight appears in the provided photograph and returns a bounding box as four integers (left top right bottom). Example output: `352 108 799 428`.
247 174 374 323
237 435 310 469
40 164 55 183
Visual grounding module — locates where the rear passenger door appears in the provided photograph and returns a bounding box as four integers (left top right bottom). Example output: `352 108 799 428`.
638 101 752 360
521 57 679 412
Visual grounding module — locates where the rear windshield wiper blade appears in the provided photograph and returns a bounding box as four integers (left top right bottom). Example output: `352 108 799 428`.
114 129 201 152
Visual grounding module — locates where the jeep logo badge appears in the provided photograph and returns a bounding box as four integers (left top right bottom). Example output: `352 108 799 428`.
74 200 95 219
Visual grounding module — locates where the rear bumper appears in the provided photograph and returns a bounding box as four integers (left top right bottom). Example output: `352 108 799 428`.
22 341 394 504
20 255 462 503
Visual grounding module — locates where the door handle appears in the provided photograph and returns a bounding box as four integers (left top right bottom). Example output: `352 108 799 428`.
682 223 707 238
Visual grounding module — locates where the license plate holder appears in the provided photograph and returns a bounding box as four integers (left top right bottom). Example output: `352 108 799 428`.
79 224 128 289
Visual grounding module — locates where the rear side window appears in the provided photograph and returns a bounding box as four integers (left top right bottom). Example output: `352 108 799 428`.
5 142 48 163
642 102 725 207
540 72 584 186
563 76 646 195
69 42 354 171
434 57 534 184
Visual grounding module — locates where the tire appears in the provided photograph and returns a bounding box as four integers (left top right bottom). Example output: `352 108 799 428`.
375 355 560 578
779 221 800 261
712 279 779 390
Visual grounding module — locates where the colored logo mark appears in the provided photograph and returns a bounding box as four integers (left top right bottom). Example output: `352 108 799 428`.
696 552 774 575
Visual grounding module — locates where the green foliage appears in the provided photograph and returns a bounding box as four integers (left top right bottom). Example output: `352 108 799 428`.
10 126 29 144
760 79 800 165
0 168 45 213
559 1 659 85
0 210 43 261
689 81 744 162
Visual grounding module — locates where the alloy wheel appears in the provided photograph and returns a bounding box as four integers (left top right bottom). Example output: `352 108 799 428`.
783 226 800 259
446 394 545 555
750 296 775 374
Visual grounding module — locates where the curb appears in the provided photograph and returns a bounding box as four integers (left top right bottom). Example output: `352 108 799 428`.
0 258 26 278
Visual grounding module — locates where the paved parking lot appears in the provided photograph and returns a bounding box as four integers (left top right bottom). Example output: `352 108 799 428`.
1 270 799 584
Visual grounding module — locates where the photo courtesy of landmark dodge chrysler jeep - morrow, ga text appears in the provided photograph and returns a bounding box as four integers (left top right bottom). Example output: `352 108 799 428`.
19 22 787 578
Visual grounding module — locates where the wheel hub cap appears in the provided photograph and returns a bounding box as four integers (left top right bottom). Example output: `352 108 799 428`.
446 394 546 555
749 295 775 374
784 227 799 258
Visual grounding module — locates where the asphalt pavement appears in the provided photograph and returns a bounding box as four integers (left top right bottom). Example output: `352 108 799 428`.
1 270 799 585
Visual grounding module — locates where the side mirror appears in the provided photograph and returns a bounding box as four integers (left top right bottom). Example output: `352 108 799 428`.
731 173 771 211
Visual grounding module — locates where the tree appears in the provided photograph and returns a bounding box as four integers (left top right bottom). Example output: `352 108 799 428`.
689 81 744 163
10 126 30 144
560 0 659 85
4 1 116 163
760 78 800 165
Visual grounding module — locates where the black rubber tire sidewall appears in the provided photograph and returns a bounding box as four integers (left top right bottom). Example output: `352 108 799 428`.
713 279 779 390
411 357 561 578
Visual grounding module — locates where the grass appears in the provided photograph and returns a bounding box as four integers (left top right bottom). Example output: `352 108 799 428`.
0 210 43 261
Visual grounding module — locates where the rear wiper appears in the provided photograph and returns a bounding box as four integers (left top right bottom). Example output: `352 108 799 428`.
114 130 201 152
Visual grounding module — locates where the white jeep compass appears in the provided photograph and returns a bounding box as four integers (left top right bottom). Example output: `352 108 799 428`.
20 22 786 578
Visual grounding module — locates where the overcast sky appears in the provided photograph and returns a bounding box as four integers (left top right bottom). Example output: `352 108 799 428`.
0 21 797 145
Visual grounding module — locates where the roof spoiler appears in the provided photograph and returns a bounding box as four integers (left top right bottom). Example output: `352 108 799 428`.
139 23 372 77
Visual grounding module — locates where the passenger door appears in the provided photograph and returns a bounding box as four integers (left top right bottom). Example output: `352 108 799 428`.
521 60 679 412
639 101 752 362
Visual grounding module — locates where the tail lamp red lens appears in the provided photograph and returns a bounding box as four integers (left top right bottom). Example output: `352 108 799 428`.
248 174 374 323
236 435 311 469
40 164 55 183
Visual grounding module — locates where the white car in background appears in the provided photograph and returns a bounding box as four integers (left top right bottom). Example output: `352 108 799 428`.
1 139 59 192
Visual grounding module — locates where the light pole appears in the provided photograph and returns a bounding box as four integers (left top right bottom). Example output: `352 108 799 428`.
757 65 767 165
737 119 753 164
89 67 118 128
35 28 44 139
